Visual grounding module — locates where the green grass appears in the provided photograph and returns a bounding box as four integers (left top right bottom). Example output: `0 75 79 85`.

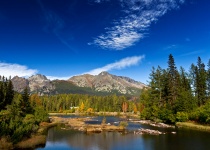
176 122 210 132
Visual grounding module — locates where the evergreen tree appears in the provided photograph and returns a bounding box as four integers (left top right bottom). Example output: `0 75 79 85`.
0 83 4 110
167 54 179 108
179 67 191 91
196 57 207 106
148 66 165 107
207 59 210 98
5 80 14 106
189 63 197 96
20 87 33 115
175 67 194 112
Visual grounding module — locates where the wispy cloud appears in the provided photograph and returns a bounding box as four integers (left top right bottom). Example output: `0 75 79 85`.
0 62 38 78
180 50 204 57
47 55 145 80
92 0 109 3
84 55 145 75
37 0 76 52
90 0 185 50
164 44 178 50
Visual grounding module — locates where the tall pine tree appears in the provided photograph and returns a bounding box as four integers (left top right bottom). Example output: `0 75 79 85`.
207 59 210 98
19 87 33 115
0 83 4 110
196 57 207 106
167 54 179 109
5 80 14 106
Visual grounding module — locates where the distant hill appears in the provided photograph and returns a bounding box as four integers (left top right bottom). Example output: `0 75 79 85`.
11 72 147 96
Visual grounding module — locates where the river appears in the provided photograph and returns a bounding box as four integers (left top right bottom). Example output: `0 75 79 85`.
37 116 210 150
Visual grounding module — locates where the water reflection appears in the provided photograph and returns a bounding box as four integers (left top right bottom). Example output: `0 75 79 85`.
39 126 143 150
37 116 210 150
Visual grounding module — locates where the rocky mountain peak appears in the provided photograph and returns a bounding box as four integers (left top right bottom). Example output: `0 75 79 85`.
69 74 94 88
11 74 55 95
28 74 48 81
11 76 29 93
28 74 55 95
69 71 147 94
98 71 110 76
11 72 146 96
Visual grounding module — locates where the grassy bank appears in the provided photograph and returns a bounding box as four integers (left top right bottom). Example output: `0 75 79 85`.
0 122 58 149
49 112 140 118
176 122 210 132
16 122 58 149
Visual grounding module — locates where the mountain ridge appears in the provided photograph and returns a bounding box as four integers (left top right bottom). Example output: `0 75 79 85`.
11 72 147 96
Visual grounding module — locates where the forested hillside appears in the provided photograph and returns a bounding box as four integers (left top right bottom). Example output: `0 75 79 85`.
139 54 210 124
38 94 138 113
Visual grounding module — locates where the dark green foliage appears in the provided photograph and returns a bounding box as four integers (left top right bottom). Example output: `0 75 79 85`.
5 80 14 106
195 57 207 106
176 112 189 122
53 80 98 95
40 94 133 113
140 54 210 124
167 54 179 109
0 84 4 110
207 59 210 97
52 80 141 97
0 79 14 110
34 106 49 123
53 80 134 96
189 101 210 124
19 87 33 115
0 80 48 144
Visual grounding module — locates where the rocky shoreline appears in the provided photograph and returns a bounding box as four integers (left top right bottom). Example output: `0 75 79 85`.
129 119 175 128
134 128 164 135
50 116 126 133
50 116 177 136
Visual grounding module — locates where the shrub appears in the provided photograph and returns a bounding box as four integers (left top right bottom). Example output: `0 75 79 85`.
140 108 151 120
86 108 93 114
34 107 49 123
23 114 35 124
176 112 189 122
101 116 106 125
119 121 128 128
158 108 176 124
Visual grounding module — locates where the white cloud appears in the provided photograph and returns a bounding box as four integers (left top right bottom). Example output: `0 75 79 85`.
84 55 145 75
0 62 38 78
46 75 71 81
0 55 144 80
47 55 144 80
90 0 185 50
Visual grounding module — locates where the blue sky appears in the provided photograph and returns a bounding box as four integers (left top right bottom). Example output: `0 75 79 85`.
0 0 210 84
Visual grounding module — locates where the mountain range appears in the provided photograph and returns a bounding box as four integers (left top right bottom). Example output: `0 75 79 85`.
11 72 147 96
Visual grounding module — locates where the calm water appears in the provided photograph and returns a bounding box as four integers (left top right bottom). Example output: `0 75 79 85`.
37 116 210 150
